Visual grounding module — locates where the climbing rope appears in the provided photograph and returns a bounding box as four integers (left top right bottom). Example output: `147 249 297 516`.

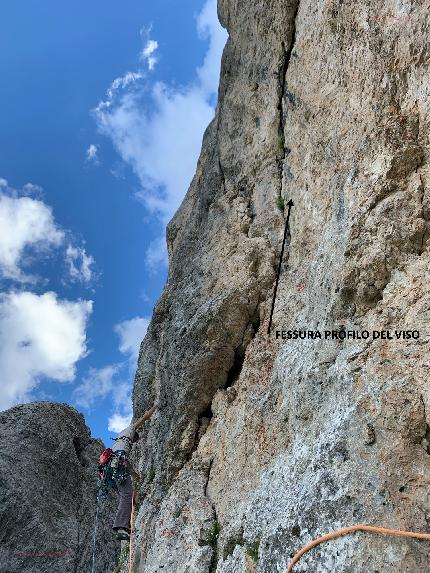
128 490 135 573
91 490 101 573
285 524 430 573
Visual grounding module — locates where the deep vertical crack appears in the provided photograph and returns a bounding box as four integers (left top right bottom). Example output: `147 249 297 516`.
204 458 219 573
218 157 227 192
418 174 428 254
225 307 260 387
278 1 301 201
186 309 261 463
216 101 227 194
204 458 214 498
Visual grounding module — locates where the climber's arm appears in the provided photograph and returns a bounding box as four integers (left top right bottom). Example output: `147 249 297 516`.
133 404 157 431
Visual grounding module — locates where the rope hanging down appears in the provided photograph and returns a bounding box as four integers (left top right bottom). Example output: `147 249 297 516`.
91 485 135 573
285 524 430 573
128 491 135 573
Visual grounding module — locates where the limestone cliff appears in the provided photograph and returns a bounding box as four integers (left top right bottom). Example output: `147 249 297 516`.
129 1 430 571
0 403 117 573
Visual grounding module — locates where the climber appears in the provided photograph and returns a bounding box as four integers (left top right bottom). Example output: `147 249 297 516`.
100 405 157 541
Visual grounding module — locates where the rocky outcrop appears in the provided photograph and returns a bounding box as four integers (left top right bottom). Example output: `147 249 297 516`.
0 402 117 573
130 1 430 572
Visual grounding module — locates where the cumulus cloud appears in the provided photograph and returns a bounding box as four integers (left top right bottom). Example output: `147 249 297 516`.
0 181 64 281
94 0 227 272
0 179 96 411
66 244 95 284
0 179 96 288
86 144 99 163
0 291 92 410
74 315 150 433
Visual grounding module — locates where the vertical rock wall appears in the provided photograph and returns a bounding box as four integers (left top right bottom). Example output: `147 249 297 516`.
131 1 430 571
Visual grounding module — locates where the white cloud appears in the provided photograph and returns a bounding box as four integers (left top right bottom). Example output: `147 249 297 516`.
21 183 43 197
74 365 133 433
145 236 168 272
0 179 96 288
115 316 150 363
94 0 227 272
86 144 99 163
196 0 229 96
66 244 95 284
0 181 64 281
74 315 150 433
107 378 134 432
108 412 132 433
96 72 144 113
140 39 159 71
73 364 120 410
0 291 92 410
0 179 95 412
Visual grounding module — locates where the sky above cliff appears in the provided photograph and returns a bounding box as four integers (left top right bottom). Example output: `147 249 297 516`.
0 0 227 443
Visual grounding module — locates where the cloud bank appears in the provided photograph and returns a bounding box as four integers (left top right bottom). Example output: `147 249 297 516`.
95 0 227 270
0 179 95 411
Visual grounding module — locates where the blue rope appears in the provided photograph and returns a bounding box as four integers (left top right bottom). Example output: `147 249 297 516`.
91 491 101 573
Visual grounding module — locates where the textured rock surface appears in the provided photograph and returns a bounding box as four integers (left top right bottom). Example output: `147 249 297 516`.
129 0 430 572
0 402 117 573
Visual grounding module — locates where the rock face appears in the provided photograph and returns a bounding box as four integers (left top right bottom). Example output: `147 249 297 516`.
0 402 117 573
130 1 430 572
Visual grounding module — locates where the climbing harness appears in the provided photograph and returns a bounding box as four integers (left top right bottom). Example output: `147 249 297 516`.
98 450 130 498
285 524 430 572
90 490 102 573
128 491 135 573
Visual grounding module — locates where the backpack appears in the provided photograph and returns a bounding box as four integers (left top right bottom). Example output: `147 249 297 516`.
99 447 113 466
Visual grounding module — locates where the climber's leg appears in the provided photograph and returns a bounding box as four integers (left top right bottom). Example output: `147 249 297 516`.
113 475 132 532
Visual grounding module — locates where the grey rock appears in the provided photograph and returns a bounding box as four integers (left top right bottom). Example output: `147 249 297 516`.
0 402 118 573
126 0 430 571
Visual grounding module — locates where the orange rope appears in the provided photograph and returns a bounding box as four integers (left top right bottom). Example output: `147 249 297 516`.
128 491 135 573
285 524 430 573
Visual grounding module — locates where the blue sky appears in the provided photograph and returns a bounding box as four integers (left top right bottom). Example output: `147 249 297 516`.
0 0 227 444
